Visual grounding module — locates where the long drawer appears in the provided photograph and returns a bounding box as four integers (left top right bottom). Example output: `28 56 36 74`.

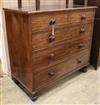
32 23 93 51
32 38 91 71
34 50 90 89
31 10 95 32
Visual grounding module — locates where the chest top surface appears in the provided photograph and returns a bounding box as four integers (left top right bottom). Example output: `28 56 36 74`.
3 5 96 14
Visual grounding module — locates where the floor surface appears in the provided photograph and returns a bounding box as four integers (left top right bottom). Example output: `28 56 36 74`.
0 66 100 105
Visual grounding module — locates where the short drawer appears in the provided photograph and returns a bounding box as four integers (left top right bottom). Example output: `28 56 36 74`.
31 11 70 31
70 10 95 24
32 23 93 51
34 50 90 89
32 38 91 71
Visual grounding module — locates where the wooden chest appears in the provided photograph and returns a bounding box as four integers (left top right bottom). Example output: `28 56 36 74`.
4 6 96 100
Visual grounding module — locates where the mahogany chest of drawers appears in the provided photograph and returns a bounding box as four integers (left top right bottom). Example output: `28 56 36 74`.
4 6 96 100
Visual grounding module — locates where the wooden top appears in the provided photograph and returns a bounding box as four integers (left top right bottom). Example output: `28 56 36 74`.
3 5 97 14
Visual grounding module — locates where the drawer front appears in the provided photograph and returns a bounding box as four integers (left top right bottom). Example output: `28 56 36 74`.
31 10 95 32
34 50 90 89
70 10 95 24
32 23 93 51
32 38 91 71
31 12 69 31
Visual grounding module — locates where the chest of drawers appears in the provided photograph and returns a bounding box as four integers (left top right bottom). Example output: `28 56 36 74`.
4 6 96 100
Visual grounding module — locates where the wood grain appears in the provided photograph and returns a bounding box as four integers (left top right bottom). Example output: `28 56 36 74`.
34 50 90 89
32 38 91 71
4 6 96 99
4 11 33 92
32 23 93 50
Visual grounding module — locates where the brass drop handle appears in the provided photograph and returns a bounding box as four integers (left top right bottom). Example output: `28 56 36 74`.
48 71 55 76
80 27 85 33
49 53 55 59
78 43 85 48
81 14 86 20
49 18 56 25
48 21 56 42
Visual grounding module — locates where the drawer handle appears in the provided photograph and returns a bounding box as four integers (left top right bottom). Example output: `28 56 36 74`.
49 20 56 42
78 43 85 48
80 28 85 33
77 59 82 64
81 14 86 20
48 35 55 42
49 18 56 25
48 71 55 76
49 53 55 59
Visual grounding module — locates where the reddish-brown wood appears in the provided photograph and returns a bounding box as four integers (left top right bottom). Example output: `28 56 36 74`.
34 50 90 90
4 6 96 100
32 39 91 71
31 10 95 31
32 23 93 50
88 0 100 69
74 0 100 70
4 11 33 92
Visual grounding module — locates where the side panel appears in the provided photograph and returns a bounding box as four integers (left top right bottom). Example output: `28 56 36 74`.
4 11 33 92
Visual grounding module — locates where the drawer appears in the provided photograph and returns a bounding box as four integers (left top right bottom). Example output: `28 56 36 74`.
32 23 93 51
34 50 90 89
31 11 70 31
31 10 95 32
32 38 91 71
70 10 95 24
